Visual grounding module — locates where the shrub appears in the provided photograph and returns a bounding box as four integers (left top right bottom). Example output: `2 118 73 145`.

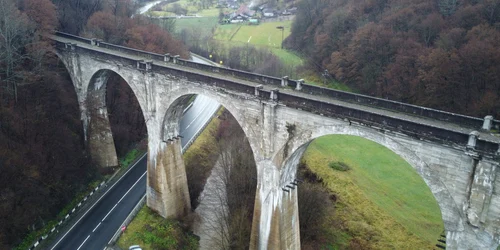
329 161 350 171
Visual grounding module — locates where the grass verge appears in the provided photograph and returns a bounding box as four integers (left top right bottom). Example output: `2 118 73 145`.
120 148 143 168
301 135 444 249
117 206 198 250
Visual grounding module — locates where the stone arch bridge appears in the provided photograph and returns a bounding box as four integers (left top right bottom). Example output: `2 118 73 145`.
52 32 500 249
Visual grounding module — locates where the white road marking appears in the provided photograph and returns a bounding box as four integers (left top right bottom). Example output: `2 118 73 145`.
102 203 118 221
92 222 101 232
102 171 147 221
184 103 210 130
76 235 90 250
50 153 147 250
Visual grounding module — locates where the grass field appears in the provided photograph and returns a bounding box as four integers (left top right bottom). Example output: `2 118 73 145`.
213 21 302 68
230 21 293 48
302 135 444 248
117 206 198 249
175 16 219 37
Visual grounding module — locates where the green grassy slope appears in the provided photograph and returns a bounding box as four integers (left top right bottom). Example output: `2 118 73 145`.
302 135 444 248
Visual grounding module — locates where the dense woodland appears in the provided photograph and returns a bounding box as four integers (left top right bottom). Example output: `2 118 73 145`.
286 0 500 118
0 0 186 248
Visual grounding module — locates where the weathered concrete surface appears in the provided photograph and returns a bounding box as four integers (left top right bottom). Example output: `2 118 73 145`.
54 36 500 250
147 139 191 218
87 70 118 168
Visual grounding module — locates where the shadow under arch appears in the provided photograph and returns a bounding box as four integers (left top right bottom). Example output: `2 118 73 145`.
156 93 258 248
278 124 460 246
86 68 149 169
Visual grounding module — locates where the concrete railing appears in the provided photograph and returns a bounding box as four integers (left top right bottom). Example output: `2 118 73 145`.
54 32 92 44
293 81 486 129
53 31 489 130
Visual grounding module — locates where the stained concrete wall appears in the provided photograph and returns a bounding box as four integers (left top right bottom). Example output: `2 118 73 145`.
147 139 190 218
86 70 118 168
55 40 500 250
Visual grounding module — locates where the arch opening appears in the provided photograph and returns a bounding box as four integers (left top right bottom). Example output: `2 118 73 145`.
284 134 445 249
86 69 148 172
157 93 258 249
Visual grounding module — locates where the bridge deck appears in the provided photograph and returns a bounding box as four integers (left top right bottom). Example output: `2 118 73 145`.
52 35 500 150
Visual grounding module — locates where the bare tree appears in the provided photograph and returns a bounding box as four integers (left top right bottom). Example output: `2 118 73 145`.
0 0 34 102
438 0 459 16
195 110 256 249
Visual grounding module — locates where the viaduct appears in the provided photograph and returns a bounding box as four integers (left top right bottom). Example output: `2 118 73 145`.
52 32 500 249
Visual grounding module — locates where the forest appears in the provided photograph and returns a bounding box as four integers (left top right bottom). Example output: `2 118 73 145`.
286 0 500 118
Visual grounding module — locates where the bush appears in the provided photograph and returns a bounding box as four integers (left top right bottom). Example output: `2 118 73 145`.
329 161 350 171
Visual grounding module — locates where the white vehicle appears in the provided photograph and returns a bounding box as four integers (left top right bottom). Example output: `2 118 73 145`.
129 245 142 250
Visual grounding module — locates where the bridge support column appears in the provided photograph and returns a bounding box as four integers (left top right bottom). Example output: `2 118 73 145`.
467 160 497 227
147 138 191 219
86 72 118 168
250 157 301 250
441 159 500 250
446 227 499 249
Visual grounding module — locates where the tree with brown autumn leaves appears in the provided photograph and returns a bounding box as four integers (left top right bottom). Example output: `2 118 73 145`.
287 0 500 118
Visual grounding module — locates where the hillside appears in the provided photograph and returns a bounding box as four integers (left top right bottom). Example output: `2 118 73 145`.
300 135 444 249
286 0 500 118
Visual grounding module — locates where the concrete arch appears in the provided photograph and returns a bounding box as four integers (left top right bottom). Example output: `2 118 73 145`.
85 68 149 168
52 51 80 91
85 68 149 120
158 88 261 169
277 123 464 239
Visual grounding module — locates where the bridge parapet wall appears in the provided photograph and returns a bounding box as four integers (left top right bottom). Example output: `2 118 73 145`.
277 92 499 157
53 32 496 132
54 31 92 44
293 82 486 129
177 58 283 87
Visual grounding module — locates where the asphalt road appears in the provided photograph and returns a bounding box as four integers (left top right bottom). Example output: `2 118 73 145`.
49 93 220 250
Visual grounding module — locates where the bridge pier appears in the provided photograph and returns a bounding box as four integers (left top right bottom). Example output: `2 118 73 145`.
147 138 191 219
86 71 118 168
447 226 499 249
250 156 302 249
451 158 500 250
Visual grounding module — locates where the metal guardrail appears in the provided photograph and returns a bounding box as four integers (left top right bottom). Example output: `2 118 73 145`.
107 195 146 246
